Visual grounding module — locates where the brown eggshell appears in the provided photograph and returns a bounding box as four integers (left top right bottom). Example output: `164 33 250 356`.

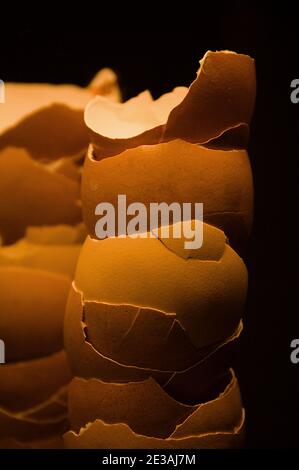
64 371 244 449
0 224 85 278
82 140 253 248
0 351 71 412
73 224 247 348
85 51 255 158
88 68 121 103
24 385 67 421
68 377 195 438
83 300 242 375
64 284 172 384
85 90 184 158
64 282 241 400
83 301 218 371
64 414 244 448
0 406 68 441
163 51 255 144
0 71 121 160
171 370 242 438
45 155 83 181
0 382 69 442
0 266 71 361
0 147 81 243
68 370 241 440
164 322 242 404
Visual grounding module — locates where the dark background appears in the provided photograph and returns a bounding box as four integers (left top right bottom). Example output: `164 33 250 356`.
0 6 296 448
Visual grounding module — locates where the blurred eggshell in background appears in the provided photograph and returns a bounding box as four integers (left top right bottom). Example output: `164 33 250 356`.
0 69 121 160
0 224 86 277
0 147 81 243
0 351 71 412
0 266 71 361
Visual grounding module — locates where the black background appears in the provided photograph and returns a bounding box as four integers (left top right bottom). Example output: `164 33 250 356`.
0 5 297 448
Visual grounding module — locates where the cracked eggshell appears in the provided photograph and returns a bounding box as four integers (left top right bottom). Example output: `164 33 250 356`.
64 371 244 449
72 223 247 349
0 266 71 361
0 70 121 160
163 51 255 144
0 224 85 278
85 89 184 158
68 377 195 438
0 147 81 243
68 370 241 440
64 287 242 396
83 139 253 249
64 284 172 384
82 301 219 371
64 414 245 449
80 301 242 375
85 51 255 158
163 321 242 404
0 377 69 442
0 351 71 412
0 403 68 442
0 356 69 444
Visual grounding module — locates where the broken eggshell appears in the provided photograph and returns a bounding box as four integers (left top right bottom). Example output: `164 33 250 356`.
0 224 86 447
0 266 71 361
70 222 247 349
0 351 71 412
0 384 69 442
82 139 253 250
64 370 244 449
65 281 242 398
0 147 82 243
0 224 86 277
67 369 241 438
84 51 255 158
0 69 121 160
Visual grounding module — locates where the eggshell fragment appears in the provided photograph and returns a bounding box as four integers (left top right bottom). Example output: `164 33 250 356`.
83 303 242 373
73 224 247 348
0 147 81 243
23 386 67 421
68 377 195 438
0 403 68 441
64 371 244 449
85 89 184 158
64 284 172 384
64 282 241 399
0 69 121 160
0 378 69 441
25 223 87 245
164 322 242 404
163 51 255 144
0 224 85 277
0 266 71 361
85 51 255 158
83 140 253 249
68 370 241 439
0 351 71 412
64 413 244 448
84 302 214 371
88 68 121 103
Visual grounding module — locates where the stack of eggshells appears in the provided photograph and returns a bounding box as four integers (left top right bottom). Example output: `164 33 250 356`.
63 51 256 449
0 70 120 448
